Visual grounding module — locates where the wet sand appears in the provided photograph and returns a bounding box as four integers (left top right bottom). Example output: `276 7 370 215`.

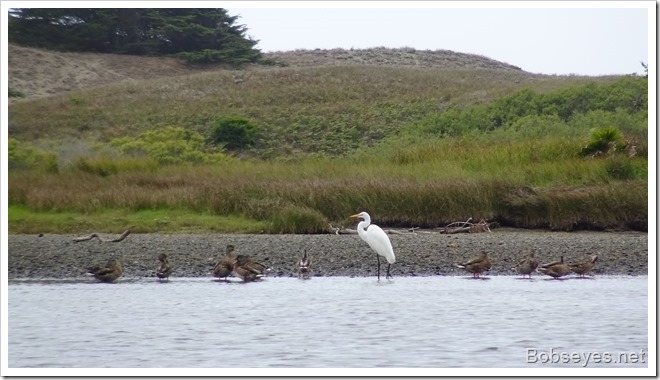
7 229 648 280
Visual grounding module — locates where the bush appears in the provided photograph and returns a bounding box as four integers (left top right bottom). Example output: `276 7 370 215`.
111 126 228 165
581 127 624 157
8 138 58 172
208 116 259 152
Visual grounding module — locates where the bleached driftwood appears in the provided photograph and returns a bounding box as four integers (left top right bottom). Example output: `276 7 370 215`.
73 227 133 243
330 218 492 236
440 218 491 234
330 225 431 235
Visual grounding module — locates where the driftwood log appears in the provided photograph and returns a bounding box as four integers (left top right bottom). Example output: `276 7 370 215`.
331 218 492 235
73 227 134 243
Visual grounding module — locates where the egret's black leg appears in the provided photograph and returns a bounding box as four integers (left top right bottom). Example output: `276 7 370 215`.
386 263 392 279
376 255 381 281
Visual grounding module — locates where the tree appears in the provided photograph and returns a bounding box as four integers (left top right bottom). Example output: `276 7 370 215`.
8 8 261 65
208 116 259 152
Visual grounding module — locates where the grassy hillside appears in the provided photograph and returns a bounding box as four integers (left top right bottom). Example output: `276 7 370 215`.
7 45 648 233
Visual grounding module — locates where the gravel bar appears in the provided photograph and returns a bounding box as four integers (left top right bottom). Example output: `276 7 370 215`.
8 229 648 280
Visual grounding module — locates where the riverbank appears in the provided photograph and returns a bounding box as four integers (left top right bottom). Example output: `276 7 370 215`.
7 229 648 280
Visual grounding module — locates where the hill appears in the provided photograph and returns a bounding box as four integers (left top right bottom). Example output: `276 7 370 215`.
9 43 618 158
8 44 528 99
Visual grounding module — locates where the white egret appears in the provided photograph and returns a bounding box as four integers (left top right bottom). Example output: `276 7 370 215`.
350 211 395 280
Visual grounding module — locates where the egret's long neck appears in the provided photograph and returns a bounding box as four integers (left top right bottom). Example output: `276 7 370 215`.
356 219 370 239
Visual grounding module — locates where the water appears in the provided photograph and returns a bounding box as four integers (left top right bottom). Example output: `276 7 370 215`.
8 276 648 370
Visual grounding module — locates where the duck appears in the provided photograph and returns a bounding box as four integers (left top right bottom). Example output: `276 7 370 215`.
88 258 124 283
538 256 572 279
297 250 312 279
455 251 492 278
233 254 267 282
212 244 236 280
568 254 599 278
515 252 539 279
156 253 173 281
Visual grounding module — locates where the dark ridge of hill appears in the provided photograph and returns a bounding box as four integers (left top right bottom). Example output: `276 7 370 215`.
8 43 530 99
264 47 526 72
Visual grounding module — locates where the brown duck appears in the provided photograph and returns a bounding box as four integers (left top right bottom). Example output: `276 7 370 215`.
297 250 312 279
568 254 598 278
455 251 492 278
515 253 539 279
88 258 123 283
212 244 236 280
156 253 173 281
538 256 572 279
233 254 267 282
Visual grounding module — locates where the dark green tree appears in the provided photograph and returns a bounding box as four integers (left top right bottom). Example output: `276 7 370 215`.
208 116 259 152
8 8 261 64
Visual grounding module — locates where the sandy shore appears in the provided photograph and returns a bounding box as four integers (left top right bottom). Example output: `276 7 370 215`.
7 229 648 280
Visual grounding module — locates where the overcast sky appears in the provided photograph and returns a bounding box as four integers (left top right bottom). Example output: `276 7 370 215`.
226 1 652 76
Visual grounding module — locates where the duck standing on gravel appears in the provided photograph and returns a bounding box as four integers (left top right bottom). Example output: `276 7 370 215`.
156 253 173 281
233 254 267 282
297 250 312 279
538 256 571 279
515 252 539 279
212 244 236 281
88 258 124 283
455 251 492 278
568 254 599 278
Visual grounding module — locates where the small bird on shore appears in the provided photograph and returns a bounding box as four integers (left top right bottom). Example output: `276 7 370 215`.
350 211 395 281
88 258 123 283
455 251 492 278
515 252 539 279
568 254 599 278
297 250 312 279
233 254 267 282
156 253 173 281
538 256 571 279
212 244 236 280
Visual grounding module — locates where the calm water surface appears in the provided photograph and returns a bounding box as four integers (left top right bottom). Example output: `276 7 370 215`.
8 276 648 369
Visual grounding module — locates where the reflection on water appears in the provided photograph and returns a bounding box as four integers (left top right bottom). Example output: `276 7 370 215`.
8 276 648 369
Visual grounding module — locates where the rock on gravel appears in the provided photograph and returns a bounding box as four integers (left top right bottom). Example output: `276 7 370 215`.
7 230 648 280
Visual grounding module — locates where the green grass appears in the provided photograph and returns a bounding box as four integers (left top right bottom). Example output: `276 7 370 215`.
8 205 270 234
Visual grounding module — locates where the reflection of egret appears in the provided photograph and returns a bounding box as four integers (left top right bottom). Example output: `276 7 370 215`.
350 211 395 280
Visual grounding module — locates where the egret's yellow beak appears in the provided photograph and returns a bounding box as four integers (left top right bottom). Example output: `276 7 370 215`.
349 213 361 219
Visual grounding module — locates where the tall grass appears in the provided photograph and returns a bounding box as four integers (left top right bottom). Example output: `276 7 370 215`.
8 137 647 233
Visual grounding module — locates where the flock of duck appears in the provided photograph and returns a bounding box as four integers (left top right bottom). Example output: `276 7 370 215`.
455 251 599 279
87 244 313 283
86 245 598 284
85 211 598 283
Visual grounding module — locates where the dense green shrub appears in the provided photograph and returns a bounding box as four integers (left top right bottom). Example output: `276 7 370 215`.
111 126 228 165
208 116 259 151
8 138 58 172
411 77 647 138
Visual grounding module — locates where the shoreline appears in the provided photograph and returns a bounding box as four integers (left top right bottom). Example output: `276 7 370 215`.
7 230 648 280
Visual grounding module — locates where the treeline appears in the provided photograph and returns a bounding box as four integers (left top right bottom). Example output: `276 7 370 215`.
8 8 262 65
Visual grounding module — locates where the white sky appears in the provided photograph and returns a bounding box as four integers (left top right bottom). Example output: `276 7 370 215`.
225 1 653 76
